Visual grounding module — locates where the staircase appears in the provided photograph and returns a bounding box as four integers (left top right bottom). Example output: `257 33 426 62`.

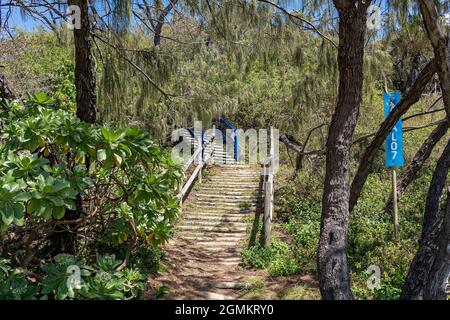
183 131 238 164
155 164 263 299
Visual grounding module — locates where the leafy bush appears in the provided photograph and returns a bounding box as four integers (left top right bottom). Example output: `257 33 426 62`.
0 259 40 300
0 93 181 244
242 239 299 276
274 161 436 299
0 254 145 300
0 93 182 299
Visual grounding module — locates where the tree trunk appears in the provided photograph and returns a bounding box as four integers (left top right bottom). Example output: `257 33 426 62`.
317 0 370 300
401 139 450 299
50 0 96 255
419 0 450 120
424 187 450 300
0 71 16 102
153 0 178 46
385 121 448 211
49 194 83 255
349 60 437 212
70 0 97 123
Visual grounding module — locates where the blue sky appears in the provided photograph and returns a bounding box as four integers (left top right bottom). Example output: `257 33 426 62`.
0 0 416 34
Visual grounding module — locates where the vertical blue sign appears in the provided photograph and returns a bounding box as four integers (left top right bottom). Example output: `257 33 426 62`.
384 93 404 167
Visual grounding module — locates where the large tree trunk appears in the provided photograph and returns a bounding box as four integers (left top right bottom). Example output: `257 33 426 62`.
50 0 96 255
402 3 450 297
317 0 370 300
70 0 97 123
424 187 450 300
401 139 450 299
419 0 450 120
385 121 448 211
349 60 437 212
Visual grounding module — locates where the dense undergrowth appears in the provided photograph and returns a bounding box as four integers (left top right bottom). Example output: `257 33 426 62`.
242 154 443 300
0 94 181 299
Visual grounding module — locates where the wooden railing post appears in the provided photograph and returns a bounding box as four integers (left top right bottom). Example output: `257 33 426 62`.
197 133 202 183
264 176 272 247
264 127 275 247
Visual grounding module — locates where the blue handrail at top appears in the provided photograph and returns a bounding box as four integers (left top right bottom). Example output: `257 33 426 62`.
219 117 238 161
220 117 235 130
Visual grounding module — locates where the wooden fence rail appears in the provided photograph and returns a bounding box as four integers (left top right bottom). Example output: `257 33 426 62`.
178 133 215 204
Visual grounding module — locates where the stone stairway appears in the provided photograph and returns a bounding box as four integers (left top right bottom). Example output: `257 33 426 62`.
185 132 238 164
154 164 263 299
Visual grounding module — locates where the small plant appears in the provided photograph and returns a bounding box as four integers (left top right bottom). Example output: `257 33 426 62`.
155 285 170 299
239 202 251 210
242 239 299 277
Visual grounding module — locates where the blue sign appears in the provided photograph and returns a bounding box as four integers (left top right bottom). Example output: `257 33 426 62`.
384 93 404 167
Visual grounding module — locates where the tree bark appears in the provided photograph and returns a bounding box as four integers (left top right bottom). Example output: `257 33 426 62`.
0 71 16 102
317 0 370 300
385 121 448 211
419 0 450 120
153 0 178 46
70 0 97 123
401 139 450 299
349 60 437 212
424 187 450 300
50 0 96 255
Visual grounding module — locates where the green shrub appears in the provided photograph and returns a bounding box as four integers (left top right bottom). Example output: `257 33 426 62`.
242 239 299 276
0 94 181 299
267 256 299 277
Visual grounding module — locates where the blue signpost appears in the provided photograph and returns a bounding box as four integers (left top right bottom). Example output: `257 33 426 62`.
384 92 404 167
383 92 403 242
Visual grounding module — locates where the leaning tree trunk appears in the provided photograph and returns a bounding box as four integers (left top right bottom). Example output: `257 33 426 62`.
424 187 450 300
317 0 370 300
70 0 97 123
385 121 448 211
401 139 450 299
420 0 450 120
349 60 437 212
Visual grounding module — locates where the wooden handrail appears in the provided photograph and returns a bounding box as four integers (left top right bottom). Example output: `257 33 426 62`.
178 133 215 203
263 127 275 247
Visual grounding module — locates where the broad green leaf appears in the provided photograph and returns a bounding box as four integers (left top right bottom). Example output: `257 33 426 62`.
52 207 66 220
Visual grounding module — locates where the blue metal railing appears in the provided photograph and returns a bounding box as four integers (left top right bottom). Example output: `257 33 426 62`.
219 117 239 161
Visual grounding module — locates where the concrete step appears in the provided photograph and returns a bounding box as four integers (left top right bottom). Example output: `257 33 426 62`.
195 194 261 200
183 216 246 224
179 236 244 243
197 186 262 192
181 219 247 226
202 182 260 188
181 229 246 237
206 178 260 184
194 189 260 196
182 209 254 216
193 200 262 207
215 164 257 169
184 207 259 214
178 225 247 233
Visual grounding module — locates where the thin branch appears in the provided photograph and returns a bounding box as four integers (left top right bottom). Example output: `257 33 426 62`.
93 33 173 98
257 0 338 49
